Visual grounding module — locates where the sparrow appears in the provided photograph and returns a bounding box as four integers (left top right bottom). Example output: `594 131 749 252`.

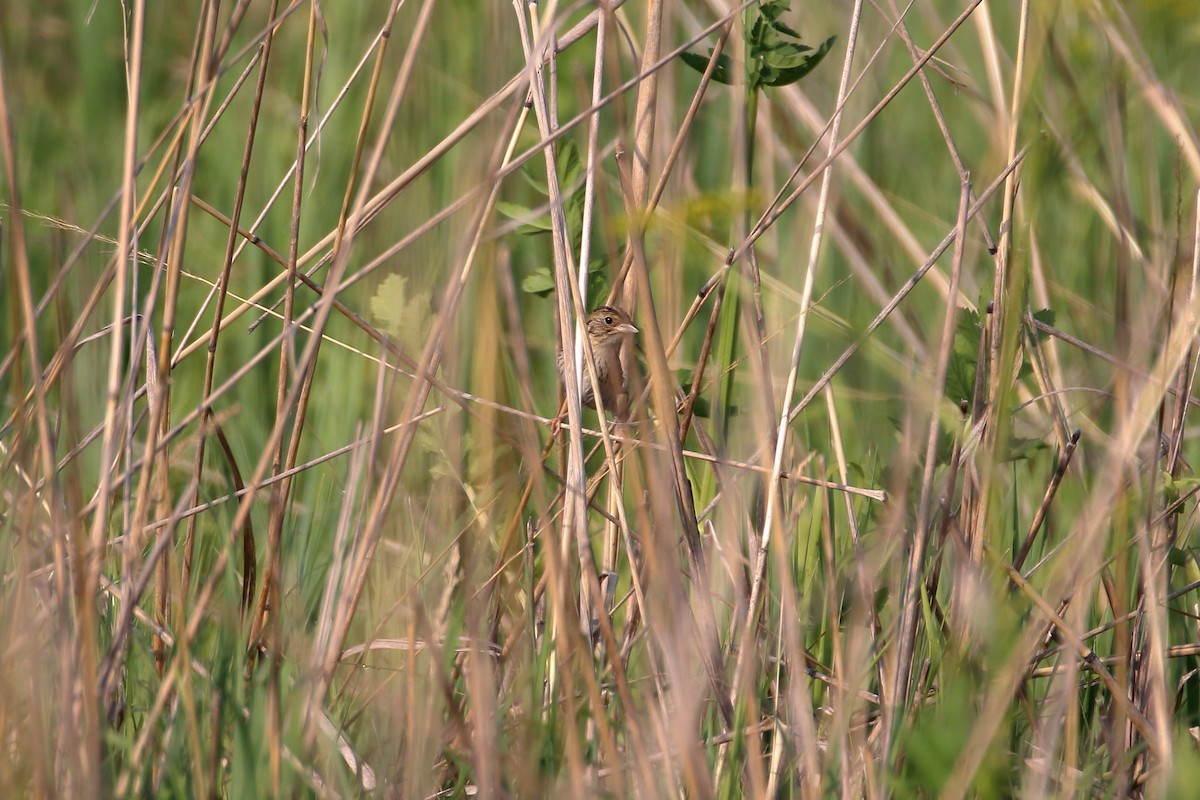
557 306 638 416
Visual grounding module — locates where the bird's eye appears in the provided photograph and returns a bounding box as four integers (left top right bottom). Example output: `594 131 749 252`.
604 316 613 325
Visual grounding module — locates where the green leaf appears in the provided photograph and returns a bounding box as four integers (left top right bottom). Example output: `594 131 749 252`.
1029 307 1056 341
749 15 774 52
763 42 816 70
771 18 803 39
496 201 553 234
520 261 606 297
874 585 890 615
565 192 585 251
689 396 714 418
1163 472 1200 492
759 0 790 22
945 351 976 406
587 270 609 301
1006 435 1050 462
370 273 432 345
521 220 554 236
521 268 555 296
843 461 867 483
680 49 735 84
945 309 982 403
501 143 587 242
518 165 547 194
760 35 836 87
585 259 609 299
555 140 583 193
495 200 532 220
682 0 832 91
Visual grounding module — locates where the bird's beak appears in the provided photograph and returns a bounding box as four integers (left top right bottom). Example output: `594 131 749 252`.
617 322 638 335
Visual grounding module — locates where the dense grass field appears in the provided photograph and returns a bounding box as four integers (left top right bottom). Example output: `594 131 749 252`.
3 0 1200 796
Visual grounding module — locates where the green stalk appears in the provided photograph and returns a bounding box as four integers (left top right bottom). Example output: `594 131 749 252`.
713 69 758 447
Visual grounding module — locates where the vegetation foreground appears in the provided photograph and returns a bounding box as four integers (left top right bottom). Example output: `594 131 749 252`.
2 0 1200 796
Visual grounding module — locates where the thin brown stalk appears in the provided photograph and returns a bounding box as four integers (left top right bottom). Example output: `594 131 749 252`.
884 0 997 254
790 145 1029 423
116 0 443 776
887 177 971 763
1012 429 1081 573
272 4 322 790
615 149 733 733
183 0 281 603
246 0 321 668
523 7 652 790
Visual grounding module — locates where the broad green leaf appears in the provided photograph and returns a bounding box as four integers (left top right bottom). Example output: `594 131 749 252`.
555 140 583 193
370 273 432 346
680 49 735 84
946 309 982 403
763 42 816 70
761 35 836 87
521 268 555 296
587 270 608 301
496 201 553 234
518 164 547 193
945 350 976 406
1163 473 1200 491
495 200 532 220
760 0 788 22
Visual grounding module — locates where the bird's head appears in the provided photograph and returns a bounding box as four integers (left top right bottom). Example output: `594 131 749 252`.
584 306 637 350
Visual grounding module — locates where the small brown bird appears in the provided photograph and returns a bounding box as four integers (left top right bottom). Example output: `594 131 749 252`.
558 306 638 415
